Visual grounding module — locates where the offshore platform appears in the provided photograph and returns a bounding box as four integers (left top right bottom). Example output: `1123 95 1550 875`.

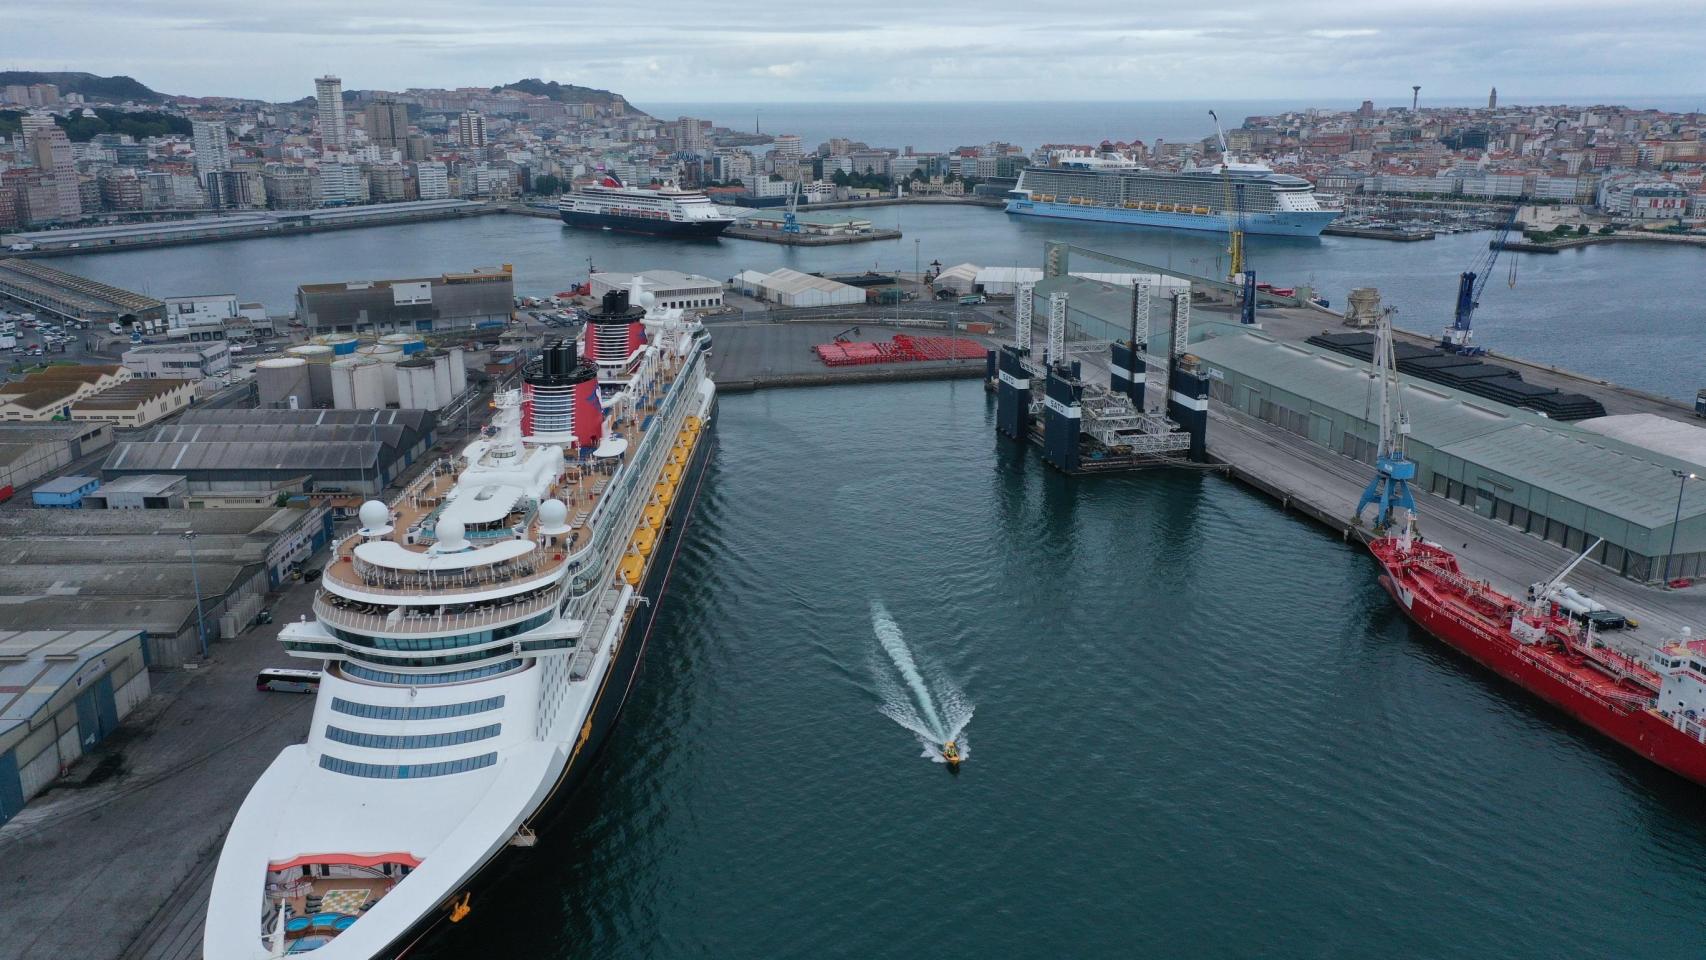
985 280 1208 473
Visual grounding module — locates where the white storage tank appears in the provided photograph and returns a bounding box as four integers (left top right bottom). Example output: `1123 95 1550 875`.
286 343 336 407
256 357 311 410
396 356 441 410
448 346 467 395
430 351 454 404
357 343 404 406
379 333 426 356
331 356 387 409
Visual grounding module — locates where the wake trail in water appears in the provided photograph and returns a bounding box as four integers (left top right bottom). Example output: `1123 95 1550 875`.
870 600 974 761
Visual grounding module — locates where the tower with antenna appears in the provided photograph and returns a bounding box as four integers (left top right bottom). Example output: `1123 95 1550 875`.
1411 85 1421 111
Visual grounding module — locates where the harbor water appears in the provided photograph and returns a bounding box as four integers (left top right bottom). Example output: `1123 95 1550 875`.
52 206 1706 400
424 381 1706 960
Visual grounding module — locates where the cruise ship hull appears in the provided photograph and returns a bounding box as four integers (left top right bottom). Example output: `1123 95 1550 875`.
559 209 732 238
1371 542 1706 786
1004 198 1337 238
380 399 718 959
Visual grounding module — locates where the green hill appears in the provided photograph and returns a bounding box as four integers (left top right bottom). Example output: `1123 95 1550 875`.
0 71 164 102
499 79 639 110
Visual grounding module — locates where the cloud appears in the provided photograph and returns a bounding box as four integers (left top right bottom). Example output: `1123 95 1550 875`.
2 0 1699 102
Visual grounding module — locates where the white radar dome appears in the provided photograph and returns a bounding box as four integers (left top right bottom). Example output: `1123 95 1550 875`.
359 501 390 528
538 498 570 535
436 516 467 551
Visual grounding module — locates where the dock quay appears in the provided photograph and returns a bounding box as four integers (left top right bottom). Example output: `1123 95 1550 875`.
1322 224 1436 241
0 258 165 325
706 320 993 393
1 200 494 257
722 225 902 246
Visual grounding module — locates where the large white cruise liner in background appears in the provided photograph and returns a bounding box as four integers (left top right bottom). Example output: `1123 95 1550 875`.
206 284 716 959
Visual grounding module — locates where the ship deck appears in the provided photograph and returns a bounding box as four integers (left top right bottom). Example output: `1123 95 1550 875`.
324 362 681 598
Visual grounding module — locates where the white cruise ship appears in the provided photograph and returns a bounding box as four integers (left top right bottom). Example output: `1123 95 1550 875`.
205 284 716 959
557 175 735 238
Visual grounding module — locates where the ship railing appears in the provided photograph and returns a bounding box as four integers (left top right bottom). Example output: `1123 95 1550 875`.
336 552 567 595
314 582 565 635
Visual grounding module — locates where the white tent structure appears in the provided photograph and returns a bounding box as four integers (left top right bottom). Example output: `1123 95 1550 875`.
933 263 981 295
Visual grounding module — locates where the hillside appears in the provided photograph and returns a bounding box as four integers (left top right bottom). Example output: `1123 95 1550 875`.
0 107 188 141
0 71 164 103
500 79 641 112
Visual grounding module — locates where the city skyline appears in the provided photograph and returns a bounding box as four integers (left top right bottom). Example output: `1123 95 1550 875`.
6 0 1703 104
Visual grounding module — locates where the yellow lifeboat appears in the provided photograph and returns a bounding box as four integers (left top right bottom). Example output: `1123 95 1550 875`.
634 526 657 557
644 503 665 530
665 463 682 485
619 551 643 585
653 481 673 509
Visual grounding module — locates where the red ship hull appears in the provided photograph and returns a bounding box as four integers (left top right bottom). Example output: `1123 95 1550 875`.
1370 538 1706 786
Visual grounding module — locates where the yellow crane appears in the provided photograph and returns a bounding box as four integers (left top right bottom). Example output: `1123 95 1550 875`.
1208 110 1244 283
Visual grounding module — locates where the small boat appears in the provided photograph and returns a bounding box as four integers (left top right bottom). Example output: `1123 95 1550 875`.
941 740 963 766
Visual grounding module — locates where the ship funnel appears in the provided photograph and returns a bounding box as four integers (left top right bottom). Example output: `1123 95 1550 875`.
601 289 630 315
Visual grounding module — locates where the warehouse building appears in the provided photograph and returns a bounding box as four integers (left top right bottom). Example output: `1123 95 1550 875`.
0 629 150 826
736 209 877 236
70 377 195 427
743 267 866 307
1187 327 1706 583
295 265 513 334
31 474 99 508
0 506 333 665
0 365 130 422
120 341 231 380
82 474 188 510
0 422 112 491
101 408 436 499
589 270 724 310
0 260 165 328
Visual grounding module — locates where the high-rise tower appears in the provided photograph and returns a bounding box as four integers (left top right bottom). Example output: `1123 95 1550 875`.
1488 87 1498 110
315 75 347 153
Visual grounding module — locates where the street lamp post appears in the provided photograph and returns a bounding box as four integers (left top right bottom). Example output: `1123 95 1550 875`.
1664 470 1696 586
184 530 208 658
914 238 920 282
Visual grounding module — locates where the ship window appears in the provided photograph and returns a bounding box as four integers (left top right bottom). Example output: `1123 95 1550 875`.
318 751 498 779
343 659 524 685
331 696 506 720
325 723 501 750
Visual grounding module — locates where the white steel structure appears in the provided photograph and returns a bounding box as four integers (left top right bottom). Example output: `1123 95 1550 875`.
206 291 718 959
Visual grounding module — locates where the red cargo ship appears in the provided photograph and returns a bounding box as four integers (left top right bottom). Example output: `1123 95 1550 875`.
1370 534 1706 785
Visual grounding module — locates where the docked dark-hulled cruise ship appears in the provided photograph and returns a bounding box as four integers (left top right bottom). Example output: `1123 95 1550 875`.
558 175 736 238
205 285 716 959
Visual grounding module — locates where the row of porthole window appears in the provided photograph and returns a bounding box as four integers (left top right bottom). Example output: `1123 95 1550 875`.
324 723 501 750
330 696 506 721
318 752 498 779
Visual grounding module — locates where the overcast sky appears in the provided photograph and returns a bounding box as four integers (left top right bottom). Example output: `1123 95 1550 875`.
5 0 1699 104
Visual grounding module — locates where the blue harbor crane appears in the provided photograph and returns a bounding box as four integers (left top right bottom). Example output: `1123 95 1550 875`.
783 180 802 234
1441 200 1523 355
1356 308 1418 536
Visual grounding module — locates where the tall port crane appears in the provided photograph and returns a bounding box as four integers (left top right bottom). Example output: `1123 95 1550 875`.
1209 110 1255 324
1441 201 1523 354
1208 110 1245 283
1356 308 1417 540
783 180 802 234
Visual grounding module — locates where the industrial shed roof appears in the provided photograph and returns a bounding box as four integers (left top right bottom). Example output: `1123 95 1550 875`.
1435 424 1706 528
755 268 862 297
103 439 384 473
1 630 144 733
1191 331 1524 447
1191 330 1706 528
1575 414 1706 471
141 422 408 449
